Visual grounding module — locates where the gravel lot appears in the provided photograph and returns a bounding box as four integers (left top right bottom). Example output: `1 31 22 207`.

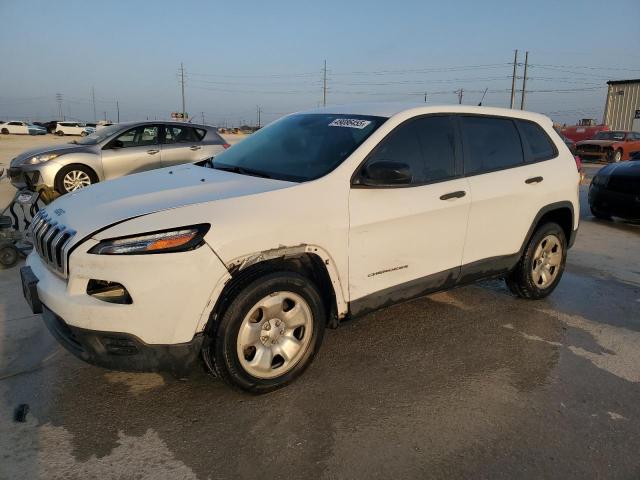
1 135 639 479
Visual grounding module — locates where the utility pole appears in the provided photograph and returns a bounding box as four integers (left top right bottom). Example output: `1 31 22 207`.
103 111 107 121
323 59 327 107
201 111 205 124
478 87 488 106
424 92 427 103
520 51 529 110
256 105 262 128
91 86 97 122
116 100 120 123
455 88 464 104
56 93 63 119
510 49 518 109
180 62 186 121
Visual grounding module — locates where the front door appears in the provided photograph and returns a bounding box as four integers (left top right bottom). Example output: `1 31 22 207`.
101 125 162 179
348 115 470 313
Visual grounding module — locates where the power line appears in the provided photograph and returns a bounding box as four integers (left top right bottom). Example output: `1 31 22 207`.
180 62 186 120
510 49 518 108
323 60 327 106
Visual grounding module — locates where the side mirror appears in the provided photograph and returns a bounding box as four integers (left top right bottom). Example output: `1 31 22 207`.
108 139 124 149
356 160 412 187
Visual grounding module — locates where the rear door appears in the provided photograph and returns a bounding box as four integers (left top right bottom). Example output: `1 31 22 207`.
459 115 556 271
161 125 211 166
100 125 162 179
348 115 470 308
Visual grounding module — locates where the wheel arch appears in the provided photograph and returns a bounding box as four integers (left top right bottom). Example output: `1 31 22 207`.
54 162 100 192
520 201 575 254
198 245 347 337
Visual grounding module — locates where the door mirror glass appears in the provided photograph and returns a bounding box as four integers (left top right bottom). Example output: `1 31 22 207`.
358 160 412 186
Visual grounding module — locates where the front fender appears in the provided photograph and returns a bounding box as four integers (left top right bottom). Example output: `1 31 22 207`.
53 152 105 180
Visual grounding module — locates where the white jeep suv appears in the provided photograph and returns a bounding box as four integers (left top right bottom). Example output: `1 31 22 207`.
21 104 579 393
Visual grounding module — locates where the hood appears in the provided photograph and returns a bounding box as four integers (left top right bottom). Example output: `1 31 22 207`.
10 143 94 166
42 164 294 242
599 160 640 178
576 140 618 147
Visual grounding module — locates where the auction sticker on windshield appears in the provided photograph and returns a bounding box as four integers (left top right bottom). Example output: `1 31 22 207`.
328 118 372 129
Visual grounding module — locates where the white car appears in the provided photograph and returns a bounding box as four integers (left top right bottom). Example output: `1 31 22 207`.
55 121 96 136
21 104 580 393
1 121 47 135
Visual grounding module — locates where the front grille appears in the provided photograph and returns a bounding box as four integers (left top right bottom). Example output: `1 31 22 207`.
578 144 602 153
30 210 76 277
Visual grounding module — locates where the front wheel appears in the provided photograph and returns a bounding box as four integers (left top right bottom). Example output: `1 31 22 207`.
55 164 97 194
506 222 567 300
56 130 64 136
0 245 19 268
206 271 326 393
612 149 623 163
1 128 9 134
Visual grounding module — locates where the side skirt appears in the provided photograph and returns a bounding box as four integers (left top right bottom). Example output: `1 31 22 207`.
349 253 520 318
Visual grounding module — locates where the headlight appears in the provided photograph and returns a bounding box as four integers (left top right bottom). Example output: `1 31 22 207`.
592 175 608 187
25 153 59 164
88 224 210 255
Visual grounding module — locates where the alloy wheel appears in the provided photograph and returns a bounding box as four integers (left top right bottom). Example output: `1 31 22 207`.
63 170 92 192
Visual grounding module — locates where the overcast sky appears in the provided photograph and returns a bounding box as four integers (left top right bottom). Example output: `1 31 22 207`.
1 0 639 126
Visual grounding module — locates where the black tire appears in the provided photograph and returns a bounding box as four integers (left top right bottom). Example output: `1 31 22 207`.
506 222 567 300
54 164 98 194
206 271 326 394
56 130 64 136
0 245 19 268
590 206 611 220
1 128 9 135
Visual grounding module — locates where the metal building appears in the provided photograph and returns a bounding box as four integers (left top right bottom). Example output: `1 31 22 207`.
603 79 640 131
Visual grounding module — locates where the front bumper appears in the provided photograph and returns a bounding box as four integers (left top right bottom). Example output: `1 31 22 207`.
41 305 204 375
8 162 60 189
576 149 612 162
589 184 640 220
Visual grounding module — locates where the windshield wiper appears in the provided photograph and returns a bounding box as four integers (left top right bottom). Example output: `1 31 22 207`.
214 164 272 179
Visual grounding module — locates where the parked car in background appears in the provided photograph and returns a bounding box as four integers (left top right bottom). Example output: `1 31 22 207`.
561 119 608 143
589 157 640 220
1 121 46 135
55 122 96 136
97 121 114 130
8 121 230 193
20 105 580 393
576 131 640 163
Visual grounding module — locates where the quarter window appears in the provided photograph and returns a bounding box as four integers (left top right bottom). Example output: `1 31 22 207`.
461 116 523 174
517 120 556 161
364 116 457 185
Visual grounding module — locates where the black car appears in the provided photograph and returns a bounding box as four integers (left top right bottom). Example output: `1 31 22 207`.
589 152 640 221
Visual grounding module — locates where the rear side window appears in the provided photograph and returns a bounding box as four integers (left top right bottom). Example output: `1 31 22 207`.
517 120 556 161
461 116 523 174
165 126 202 143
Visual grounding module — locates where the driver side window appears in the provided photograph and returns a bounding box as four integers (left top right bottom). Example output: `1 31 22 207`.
113 125 159 148
363 116 457 186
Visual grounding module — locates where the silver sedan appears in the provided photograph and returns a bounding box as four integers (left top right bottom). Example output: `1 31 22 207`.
7 121 229 194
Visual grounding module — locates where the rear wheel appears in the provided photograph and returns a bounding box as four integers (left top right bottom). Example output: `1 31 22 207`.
205 271 326 393
55 164 97 194
1 128 8 134
56 130 64 136
506 222 567 300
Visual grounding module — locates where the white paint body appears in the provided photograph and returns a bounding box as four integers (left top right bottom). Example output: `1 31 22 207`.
55 122 95 136
2 121 29 134
28 104 580 345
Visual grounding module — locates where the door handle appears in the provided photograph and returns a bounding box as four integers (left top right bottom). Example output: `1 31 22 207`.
189 145 201 151
147 149 159 155
525 176 543 184
440 190 466 200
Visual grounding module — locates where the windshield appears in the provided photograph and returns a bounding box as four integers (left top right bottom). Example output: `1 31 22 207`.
593 131 626 141
212 113 386 182
74 124 123 145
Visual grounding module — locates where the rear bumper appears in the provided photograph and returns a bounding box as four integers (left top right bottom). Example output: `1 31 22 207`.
589 184 640 220
42 305 204 375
